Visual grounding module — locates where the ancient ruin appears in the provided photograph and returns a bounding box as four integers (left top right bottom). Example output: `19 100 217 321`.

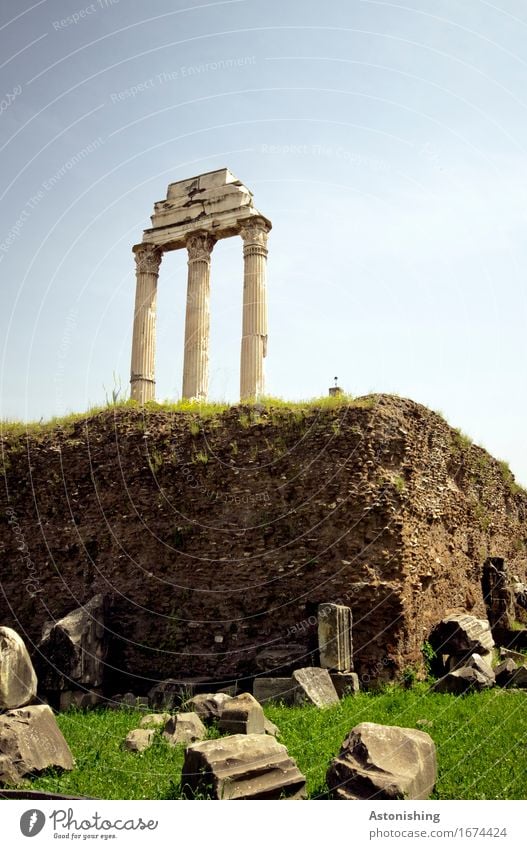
130 168 272 403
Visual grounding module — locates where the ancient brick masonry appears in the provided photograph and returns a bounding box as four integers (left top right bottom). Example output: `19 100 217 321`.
1 396 525 692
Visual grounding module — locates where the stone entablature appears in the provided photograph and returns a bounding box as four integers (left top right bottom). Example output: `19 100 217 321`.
130 168 272 403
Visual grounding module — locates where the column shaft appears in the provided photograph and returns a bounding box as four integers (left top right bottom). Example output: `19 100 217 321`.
240 218 270 401
130 244 162 403
182 232 215 400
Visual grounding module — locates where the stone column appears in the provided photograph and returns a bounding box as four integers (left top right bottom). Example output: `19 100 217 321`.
182 231 215 400
130 244 162 403
318 603 353 672
240 217 270 401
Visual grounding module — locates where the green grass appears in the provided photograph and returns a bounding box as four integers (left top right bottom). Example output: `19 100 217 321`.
21 685 527 800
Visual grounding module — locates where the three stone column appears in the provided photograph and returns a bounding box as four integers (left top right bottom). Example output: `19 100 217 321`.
130 244 162 403
240 218 270 401
182 232 216 401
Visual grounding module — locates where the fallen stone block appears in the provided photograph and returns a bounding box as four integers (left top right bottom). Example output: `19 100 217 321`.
0 626 38 710
139 713 171 728
252 677 297 704
0 705 74 782
429 615 494 660
37 595 107 691
182 734 306 799
510 665 527 687
292 668 339 708
494 658 516 687
184 693 232 725
432 667 491 695
330 671 360 699
318 603 353 672
163 712 206 746
465 653 495 686
218 693 265 735
264 718 280 737
124 729 155 753
327 722 437 800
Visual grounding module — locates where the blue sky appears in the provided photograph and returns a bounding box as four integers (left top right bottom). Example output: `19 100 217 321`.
1 0 526 483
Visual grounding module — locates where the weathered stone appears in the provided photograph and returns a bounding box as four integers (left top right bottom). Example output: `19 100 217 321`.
0 626 38 709
494 658 517 687
318 603 353 672
330 671 360 699
184 693 232 725
37 594 107 691
465 653 495 685
148 679 204 711
500 647 526 662
292 668 339 708
510 666 527 687
163 712 206 746
253 677 297 704
218 692 265 735
124 728 155 753
0 754 21 785
433 667 491 694
264 718 280 737
429 615 494 660
0 705 74 779
139 713 171 728
59 689 103 711
182 734 306 799
327 722 437 800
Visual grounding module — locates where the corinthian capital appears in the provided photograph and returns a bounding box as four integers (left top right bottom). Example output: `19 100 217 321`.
133 244 163 275
240 217 271 249
186 231 216 262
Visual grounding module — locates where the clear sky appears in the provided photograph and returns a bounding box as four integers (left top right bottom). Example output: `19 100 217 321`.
1 0 526 483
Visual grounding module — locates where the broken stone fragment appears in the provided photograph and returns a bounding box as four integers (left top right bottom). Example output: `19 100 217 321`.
163 712 207 746
494 658 517 687
0 626 38 710
139 713 171 728
124 728 155 753
292 668 340 708
428 614 494 661
182 733 306 799
252 677 297 704
330 671 360 698
432 667 491 694
217 692 265 735
327 722 437 800
183 693 233 725
0 705 74 783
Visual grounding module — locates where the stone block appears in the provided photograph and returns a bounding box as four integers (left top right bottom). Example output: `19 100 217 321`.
292 668 340 708
0 705 74 780
465 653 495 685
432 667 491 694
429 615 494 659
264 718 280 737
252 677 297 704
37 594 107 691
0 626 38 710
163 712 207 746
318 603 353 672
494 658 517 687
124 729 155 753
218 693 265 735
0 754 21 786
182 734 306 799
327 722 437 800
330 671 360 698
139 713 171 728
184 693 232 725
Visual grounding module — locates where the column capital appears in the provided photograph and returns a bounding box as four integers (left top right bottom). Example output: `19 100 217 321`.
133 243 162 275
240 217 271 253
185 231 216 262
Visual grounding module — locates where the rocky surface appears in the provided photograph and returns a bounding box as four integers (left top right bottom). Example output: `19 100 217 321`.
124 728 155 753
1 396 526 688
217 693 265 735
182 733 306 799
0 626 38 709
0 705 74 783
292 668 340 708
327 722 437 800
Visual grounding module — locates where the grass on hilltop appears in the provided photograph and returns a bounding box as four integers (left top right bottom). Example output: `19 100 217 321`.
22 685 527 800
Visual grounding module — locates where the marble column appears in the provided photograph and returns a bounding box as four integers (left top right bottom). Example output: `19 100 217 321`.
182 231 216 400
130 244 162 403
240 217 270 401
